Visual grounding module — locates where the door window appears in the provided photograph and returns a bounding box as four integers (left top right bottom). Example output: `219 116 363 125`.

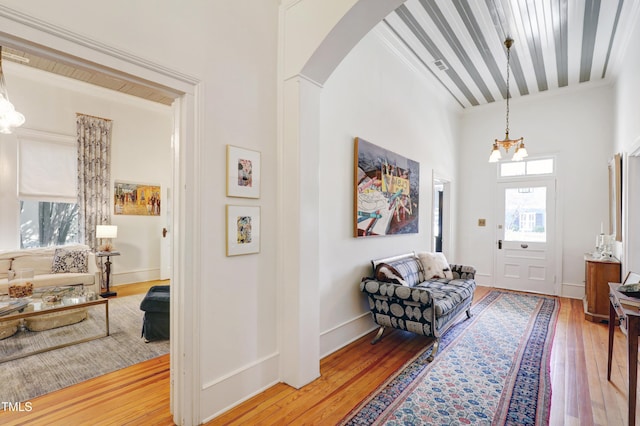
504 187 546 242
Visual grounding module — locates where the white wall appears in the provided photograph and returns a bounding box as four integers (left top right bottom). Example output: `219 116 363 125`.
318 27 461 356
0 0 280 421
0 61 172 285
614 16 640 274
458 84 615 297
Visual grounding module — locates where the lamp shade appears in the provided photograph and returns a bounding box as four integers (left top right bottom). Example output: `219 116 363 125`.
96 225 118 239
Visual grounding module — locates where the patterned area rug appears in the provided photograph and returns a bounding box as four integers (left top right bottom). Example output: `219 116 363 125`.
0 293 169 402
342 291 559 425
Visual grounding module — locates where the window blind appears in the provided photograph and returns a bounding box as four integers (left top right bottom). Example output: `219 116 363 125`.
18 136 77 203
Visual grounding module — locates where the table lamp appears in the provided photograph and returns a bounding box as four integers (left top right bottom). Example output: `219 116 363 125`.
96 225 118 252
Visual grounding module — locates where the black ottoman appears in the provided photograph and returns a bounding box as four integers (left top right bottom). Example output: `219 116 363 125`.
140 285 170 341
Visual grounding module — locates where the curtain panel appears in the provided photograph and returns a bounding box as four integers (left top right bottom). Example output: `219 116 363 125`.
77 114 112 250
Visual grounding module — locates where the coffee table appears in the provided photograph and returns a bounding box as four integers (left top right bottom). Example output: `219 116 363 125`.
0 296 109 363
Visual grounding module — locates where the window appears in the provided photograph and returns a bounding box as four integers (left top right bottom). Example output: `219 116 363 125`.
17 130 79 248
499 157 554 178
20 201 79 248
504 187 547 242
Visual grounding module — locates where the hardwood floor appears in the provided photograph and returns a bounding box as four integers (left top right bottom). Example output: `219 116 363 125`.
1 285 638 425
0 280 172 426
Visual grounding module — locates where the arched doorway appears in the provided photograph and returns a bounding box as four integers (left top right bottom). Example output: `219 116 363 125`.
278 0 405 388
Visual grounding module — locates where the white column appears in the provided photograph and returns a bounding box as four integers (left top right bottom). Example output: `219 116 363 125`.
279 75 322 388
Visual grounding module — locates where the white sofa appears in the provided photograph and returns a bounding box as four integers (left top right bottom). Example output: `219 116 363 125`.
0 244 100 296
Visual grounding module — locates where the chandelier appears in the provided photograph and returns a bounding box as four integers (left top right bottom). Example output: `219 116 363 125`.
489 38 527 162
0 46 26 134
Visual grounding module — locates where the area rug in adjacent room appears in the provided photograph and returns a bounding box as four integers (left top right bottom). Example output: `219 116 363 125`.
0 293 169 403
342 291 559 425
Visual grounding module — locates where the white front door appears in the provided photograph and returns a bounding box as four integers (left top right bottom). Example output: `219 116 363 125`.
496 178 556 294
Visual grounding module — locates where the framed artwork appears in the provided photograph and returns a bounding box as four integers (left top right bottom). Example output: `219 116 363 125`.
227 145 261 198
608 153 622 241
623 271 640 285
354 137 420 237
226 205 261 256
114 181 161 215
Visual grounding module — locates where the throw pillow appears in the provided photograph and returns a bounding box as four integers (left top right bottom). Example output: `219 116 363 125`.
52 248 89 273
417 252 453 280
374 263 408 286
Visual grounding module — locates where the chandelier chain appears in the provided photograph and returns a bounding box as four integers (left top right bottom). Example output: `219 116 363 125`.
505 41 510 135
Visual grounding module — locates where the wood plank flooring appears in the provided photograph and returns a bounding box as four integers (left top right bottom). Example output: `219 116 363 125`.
2 285 640 425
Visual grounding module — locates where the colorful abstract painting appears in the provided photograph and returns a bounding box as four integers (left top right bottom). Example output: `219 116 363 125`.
354 137 419 237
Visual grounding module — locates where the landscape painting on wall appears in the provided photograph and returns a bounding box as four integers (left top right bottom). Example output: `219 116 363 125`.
354 137 420 237
114 181 161 216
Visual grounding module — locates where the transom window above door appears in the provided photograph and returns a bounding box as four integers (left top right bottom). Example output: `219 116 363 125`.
499 157 555 178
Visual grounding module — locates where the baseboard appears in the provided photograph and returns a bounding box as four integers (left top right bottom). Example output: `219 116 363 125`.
320 312 376 358
473 273 492 286
111 269 160 286
561 282 585 299
200 352 280 423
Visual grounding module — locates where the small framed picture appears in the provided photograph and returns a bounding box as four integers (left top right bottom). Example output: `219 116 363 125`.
227 145 261 198
226 205 261 256
624 271 640 285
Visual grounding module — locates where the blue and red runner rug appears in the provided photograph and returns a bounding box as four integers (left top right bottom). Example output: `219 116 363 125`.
341 291 559 425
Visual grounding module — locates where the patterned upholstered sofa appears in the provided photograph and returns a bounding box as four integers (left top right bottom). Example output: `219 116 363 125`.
360 252 476 361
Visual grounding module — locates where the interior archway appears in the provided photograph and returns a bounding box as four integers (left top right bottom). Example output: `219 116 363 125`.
278 0 405 388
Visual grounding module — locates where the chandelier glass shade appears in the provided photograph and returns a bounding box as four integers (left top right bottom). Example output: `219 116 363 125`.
489 38 527 163
0 47 25 134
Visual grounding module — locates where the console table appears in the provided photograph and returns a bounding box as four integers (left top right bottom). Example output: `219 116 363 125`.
608 283 640 426
585 254 620 322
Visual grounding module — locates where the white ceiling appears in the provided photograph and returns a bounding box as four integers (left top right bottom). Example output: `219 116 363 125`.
383 0 638 108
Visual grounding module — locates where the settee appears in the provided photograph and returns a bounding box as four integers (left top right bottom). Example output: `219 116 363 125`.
0 244 100 296
360 252 476 361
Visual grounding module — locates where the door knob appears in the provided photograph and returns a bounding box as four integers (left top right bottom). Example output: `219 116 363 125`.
162 227 168 238
521 243 528 249
498 239 502 249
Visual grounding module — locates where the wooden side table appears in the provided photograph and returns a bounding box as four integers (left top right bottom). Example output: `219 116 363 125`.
608 283 640 426
585 255 620 322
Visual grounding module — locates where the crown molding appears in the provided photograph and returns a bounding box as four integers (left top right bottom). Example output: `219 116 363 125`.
0 5 200 96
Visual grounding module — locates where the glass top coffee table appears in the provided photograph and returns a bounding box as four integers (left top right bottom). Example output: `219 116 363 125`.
0 292 109 363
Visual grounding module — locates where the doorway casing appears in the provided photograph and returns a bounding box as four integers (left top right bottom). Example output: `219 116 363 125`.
0 6 202 425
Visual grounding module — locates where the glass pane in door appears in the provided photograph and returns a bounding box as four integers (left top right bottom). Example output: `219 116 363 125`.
504 187 546 242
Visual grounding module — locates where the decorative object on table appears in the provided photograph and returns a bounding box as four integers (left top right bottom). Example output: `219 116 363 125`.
226 205 260 256
609 153 622 242
489 38 528 163
96 251 120 298
96 224 118 252
40 286 76 304
0 299 29 317
114 181 161 215
7 268 34 298
354 137 419 237
594 232 614 259
226 145 261 198
618 283 640 298
0 46 26 134
342 291 558 425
